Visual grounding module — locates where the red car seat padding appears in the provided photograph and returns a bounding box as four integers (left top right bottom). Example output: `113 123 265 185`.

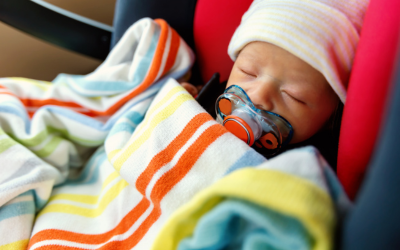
193 0 253 83
338 0 400 200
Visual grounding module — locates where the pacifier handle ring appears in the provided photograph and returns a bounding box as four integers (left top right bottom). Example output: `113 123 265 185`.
223 115 255 146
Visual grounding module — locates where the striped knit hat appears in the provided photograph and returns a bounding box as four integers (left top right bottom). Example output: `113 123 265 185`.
228 0 369 103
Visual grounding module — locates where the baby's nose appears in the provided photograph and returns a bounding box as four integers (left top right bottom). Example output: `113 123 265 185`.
246 81 277 111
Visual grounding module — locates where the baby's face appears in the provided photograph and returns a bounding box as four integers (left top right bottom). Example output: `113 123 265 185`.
226 41 339 144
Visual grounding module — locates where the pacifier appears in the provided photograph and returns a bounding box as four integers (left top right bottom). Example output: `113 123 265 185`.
216 85 293 156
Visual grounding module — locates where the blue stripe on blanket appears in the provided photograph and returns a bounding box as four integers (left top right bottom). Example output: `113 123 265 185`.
32 193 50 212
55 27 161 95
1 158 44 184
0 168 55 211
131 26 161 89
50 69 191 142
42 90 156 133
56 147 107 187
0 102 30 133
45 106 107 130
54 75 151 94
3 88 152 135
224 150 266 175
0 201 35 222
177 199 311 250
104 69 192 136
0 191 35 222
100 90 157 129
108 111 144 136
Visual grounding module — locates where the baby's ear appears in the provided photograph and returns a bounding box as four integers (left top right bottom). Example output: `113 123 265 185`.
324 102 344 132
180 82 199 97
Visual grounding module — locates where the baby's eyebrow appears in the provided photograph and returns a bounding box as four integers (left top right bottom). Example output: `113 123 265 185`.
286 71 315 87
282 80 311 96
237 50 260 61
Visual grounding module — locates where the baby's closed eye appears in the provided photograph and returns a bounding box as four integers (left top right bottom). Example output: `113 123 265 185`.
282 90 306 104
241 67 257 76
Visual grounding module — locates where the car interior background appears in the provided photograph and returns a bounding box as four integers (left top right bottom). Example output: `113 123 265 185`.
1 0 400 249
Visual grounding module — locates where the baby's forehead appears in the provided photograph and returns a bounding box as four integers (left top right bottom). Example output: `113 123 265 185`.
237 42 300 63
238 41 273 56
237 42 320 76
236 47 261 61
236 43 333 96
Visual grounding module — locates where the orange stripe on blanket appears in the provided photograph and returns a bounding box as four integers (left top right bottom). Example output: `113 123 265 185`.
136 113 213 195
19 99 83 109
10 19 181 119
28 113 210 246
18 98 100 117
99 124 227 249
104 19 171 116
0 92 16 98
29 199 151 249
29 122 226 249
160 25 181 76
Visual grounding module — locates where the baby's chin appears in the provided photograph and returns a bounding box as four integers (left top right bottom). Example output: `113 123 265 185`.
287 133 312 145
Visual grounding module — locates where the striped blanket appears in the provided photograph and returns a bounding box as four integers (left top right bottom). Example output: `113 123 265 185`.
0 18 350 250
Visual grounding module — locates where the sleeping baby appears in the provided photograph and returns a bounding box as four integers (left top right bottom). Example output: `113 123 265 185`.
181 0 369 163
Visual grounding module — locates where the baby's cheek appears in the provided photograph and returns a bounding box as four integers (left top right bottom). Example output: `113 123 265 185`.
288 112 321 143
